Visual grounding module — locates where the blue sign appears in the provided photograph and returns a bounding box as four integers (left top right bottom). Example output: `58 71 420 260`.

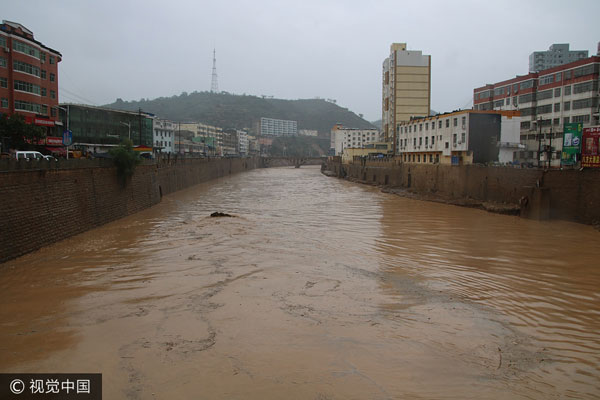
62 130 72 146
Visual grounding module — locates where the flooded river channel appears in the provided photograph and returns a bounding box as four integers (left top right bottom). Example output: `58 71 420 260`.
1 166 599 399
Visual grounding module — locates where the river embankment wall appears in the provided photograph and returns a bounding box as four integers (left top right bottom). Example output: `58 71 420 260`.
0 157 260 263
325 159 600 226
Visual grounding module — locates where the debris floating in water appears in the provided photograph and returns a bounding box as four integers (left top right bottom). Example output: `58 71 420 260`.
210 212 233 218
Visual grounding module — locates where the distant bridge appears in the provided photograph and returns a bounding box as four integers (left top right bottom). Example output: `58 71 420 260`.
260 156 326 168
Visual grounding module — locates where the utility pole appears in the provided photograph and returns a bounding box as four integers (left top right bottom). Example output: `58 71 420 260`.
138 108 142 146
537 117 542 168
548 125 553 169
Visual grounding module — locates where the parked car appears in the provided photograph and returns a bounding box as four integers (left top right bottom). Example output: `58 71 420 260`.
14 151 56 161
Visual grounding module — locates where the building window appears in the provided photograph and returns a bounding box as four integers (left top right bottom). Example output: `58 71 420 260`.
438 120 442 129
513 97 518 106
0 57 6 68
554 103 560 112
50 90 56 99
453 118 458 127
417 155 420 162
14 80 41 95
554 88 561 97
419 124 422 132
12 40 41 59
553 118 560 125
431 136 435 145
572 98 594 110
453 134 457 145
572 115 591 123
521 121 531 130
0 77 6 88
50 73 55 82
13 60 40 77
14 100 42 113
461 116 466 128
1 98 7 108
445 142 449 149
461 132 466 143
563 117 570 124
425 137 428 146
564 101 571 111
446 119 450 128
564 85 571 96
41 70 46 79
419 137 422 146
41 87 46 96
50 56 55 64
51 108 56 117
425 123 428 131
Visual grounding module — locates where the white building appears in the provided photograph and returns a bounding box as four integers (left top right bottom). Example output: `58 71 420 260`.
529 44 588 73
397 110 522 165
330 124 381 155
298 129 318 137
238 130 249 155
153 118 176 154
260 117 297 136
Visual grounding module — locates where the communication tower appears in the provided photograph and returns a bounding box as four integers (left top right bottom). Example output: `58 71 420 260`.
211 49 219 92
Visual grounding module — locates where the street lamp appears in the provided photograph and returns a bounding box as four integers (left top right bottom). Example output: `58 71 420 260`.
119 122 131 140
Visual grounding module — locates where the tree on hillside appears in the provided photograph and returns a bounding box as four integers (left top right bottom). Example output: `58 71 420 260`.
0 114 46 152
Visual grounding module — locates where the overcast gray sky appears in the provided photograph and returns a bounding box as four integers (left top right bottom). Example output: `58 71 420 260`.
4 0 600 121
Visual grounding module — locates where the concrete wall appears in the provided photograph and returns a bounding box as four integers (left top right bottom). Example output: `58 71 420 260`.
0 157 259 263
326 160 600 225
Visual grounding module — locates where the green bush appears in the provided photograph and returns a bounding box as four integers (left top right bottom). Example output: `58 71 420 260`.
109 139 141 183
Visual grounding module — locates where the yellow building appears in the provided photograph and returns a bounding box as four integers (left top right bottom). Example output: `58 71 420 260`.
341 142 393 164
382 43 431 151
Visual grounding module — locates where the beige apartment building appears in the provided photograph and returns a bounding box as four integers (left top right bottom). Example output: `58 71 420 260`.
382 43 431 151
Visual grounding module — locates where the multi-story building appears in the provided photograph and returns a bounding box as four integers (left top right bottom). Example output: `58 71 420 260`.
474 56 600 166
237 130 248 156
60 104 153 152
180 122 223 155
152 118 176 154
397 110 521 165
0 20 62 135
260 117 297 137
330 124 381 155
382 43 431 147
529 44 588 73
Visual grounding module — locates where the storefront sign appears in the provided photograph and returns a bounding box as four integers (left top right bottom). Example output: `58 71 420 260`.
582 126 600 168
34 118 55 126
46 136 63 146
561 123 582 166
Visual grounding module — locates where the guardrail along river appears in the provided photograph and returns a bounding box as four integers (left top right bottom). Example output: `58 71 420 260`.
1 166 598 399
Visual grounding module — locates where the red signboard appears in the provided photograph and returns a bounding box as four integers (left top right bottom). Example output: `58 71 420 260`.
34 118 55 127
46 136 63 146
582 126 600 168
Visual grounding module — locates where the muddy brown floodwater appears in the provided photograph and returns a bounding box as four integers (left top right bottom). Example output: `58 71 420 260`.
1 166 599 399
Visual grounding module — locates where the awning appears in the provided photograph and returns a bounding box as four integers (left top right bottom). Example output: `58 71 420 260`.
46 146 66 156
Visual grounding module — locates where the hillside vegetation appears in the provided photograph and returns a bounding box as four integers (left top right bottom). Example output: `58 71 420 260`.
104 91 375 135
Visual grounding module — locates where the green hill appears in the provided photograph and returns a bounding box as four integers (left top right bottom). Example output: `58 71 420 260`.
104 92 375 136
